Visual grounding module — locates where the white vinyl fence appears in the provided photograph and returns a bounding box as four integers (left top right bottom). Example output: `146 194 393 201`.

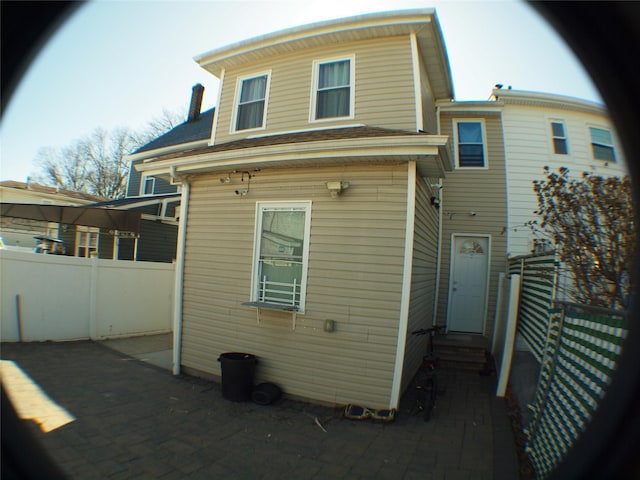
0 250 174 342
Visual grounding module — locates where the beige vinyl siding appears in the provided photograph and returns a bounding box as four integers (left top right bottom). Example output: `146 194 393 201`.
214 36 417 145
436 112 508 340
417 46 437 134
500 105 627 256
401 173 440 392
180 163 409 409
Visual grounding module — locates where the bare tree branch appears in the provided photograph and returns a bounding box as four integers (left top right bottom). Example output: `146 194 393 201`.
529 167 635 309
32 108 185 199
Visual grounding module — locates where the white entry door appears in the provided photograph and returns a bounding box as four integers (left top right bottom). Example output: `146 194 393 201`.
447 235 490 333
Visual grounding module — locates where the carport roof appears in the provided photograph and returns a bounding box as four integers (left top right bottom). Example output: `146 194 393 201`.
0 203 141 234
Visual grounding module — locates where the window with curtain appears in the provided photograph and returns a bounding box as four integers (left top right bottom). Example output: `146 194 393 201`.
313 58 353 120
456 121 486 167
589 126 616 162
252 202 311 311
550 121 569 155
235 74 268 131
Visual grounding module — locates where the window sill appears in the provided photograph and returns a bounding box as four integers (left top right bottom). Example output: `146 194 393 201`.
242 301 300 329
242 301 299 312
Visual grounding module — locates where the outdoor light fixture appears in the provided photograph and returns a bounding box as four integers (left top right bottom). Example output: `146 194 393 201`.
326 181 350 199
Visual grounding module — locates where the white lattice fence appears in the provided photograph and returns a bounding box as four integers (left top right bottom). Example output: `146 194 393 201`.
509 254 559 360
524 304 629 478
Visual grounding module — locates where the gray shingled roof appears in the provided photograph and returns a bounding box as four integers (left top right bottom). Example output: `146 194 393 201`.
0 180 108 202
134 108 215 154
145 126 424 163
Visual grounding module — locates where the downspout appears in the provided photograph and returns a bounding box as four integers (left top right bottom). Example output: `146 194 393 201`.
433 103 444 327
170 166 189 376
432 178 443 327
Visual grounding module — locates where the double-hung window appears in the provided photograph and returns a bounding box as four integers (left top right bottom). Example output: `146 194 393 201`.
76 226 99 258
589 126 616 162
251 202 311 312
234 73 270 131
311 57 354 121
550 121 568 155
455 120 487 168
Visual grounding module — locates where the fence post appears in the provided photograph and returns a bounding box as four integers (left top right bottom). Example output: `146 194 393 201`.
496 273 521 397
89 256 99 340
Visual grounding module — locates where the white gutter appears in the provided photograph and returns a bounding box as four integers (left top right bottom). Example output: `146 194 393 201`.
390 160 417 409
170 166 189 376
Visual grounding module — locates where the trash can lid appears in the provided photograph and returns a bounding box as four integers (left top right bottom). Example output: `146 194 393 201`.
218 352 256 361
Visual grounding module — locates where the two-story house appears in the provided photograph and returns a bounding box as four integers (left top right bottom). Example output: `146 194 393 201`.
134 7 629 412
136 9 457 410
434 101 508 339
492 88 627 258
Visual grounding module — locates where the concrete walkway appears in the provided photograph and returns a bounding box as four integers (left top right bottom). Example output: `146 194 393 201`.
100 333 173 371
1 338 518 479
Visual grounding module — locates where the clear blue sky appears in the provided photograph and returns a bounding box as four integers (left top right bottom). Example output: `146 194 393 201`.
0 0 602 183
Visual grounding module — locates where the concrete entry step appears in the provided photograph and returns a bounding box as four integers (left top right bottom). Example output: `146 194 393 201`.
433 333 489 371
433 333 490 350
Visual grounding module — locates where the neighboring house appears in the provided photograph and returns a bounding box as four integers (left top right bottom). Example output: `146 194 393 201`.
435 101 508 336
0 180 106 252
86 193 180 263
118 84 216 263
126 84 214 199
493 88 628 258
136 9 455 410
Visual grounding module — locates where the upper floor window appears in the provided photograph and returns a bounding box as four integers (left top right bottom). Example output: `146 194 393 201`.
311 57 354 121
143 177 155 195
550 121 568 155
234 73 270 132
589 126 616 162
454 120 487 168
251 202 312 313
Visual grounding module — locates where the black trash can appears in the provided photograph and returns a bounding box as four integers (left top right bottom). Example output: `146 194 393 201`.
217 353 257 402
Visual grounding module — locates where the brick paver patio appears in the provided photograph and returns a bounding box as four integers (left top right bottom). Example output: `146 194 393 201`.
1 339 516 479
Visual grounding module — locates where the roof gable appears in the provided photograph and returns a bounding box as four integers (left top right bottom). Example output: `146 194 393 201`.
195 9 453 100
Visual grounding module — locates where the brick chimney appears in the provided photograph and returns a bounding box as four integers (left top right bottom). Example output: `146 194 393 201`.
187 83 205 122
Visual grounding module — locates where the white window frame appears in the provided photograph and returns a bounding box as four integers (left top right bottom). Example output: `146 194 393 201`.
46 222 60 238
588 125 617 162
453 119 488 169
230 71 271 133
250 201 312 314
142 176 155 196
75 226 99 258
309 55 355 123
549 120 569 155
